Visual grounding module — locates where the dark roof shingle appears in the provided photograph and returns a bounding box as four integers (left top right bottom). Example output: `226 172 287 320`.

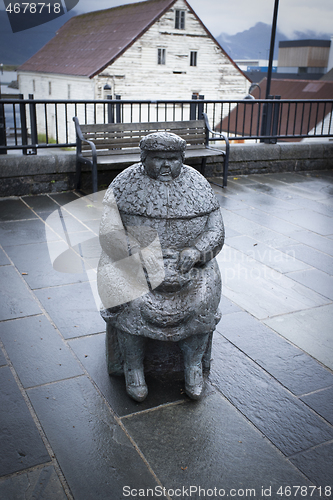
19 0 176 78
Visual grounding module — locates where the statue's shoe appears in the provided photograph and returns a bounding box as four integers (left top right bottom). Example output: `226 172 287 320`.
124 366 148 402
184 365 204 400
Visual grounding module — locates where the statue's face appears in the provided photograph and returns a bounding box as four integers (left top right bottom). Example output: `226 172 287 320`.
143 151 183 181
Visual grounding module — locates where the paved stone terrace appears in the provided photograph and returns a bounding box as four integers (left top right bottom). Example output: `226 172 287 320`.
0 171 332 500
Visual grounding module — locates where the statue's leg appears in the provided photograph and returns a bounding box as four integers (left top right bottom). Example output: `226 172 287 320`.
117 331 148 402
202 331 213 373
179 333 209 400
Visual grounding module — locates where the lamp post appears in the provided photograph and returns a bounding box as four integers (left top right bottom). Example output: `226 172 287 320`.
266 0 279 100
260 0 279 142
0 63 6 155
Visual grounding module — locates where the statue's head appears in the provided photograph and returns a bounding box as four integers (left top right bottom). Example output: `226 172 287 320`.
140 132 186 182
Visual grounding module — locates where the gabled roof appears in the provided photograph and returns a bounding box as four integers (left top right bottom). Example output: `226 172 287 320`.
19 0 177 78
219 78 333 139
19 0 248 81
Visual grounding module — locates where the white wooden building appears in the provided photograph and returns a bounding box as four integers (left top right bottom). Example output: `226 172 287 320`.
18 0 250 140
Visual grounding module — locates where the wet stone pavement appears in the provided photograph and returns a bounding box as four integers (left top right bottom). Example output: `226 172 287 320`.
0 170 332 500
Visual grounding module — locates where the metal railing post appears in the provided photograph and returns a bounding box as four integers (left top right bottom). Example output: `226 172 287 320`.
18 94 28 155
115 95 121 123
107 95 114 123
198 95 204 119
270 96 281 144
29 94 37 154
190 94 197 120
0 99 6 154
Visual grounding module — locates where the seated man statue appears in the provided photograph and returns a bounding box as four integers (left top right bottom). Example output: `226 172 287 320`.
97 131 224 402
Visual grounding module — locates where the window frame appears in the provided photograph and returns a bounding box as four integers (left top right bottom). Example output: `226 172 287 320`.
190 51 197 67
158 48 166 65
175 9 185 29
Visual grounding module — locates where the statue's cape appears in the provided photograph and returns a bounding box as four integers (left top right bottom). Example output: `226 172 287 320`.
104 163 219 219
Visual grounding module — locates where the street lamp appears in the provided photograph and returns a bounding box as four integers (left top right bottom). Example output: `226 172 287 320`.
244 83 262 100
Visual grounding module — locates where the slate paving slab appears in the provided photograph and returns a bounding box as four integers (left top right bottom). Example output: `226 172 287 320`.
289 441 333 489
216 312 333 396
264 304 333 371
35 282 105 338
69 332 188 417
277 242 333 275
0 199 37 221
0 366 50 476
27 376 159 500
22 195 61 213
227 234 310 273
49 192 81 205
122 390 322 499
0 315 84 388
0 349 7 367
222 210 299 247
217 246 329 320
0 266 41 321
286 268 333 300
301 387 333 426
209 334 333 457
0 247 10 265
0 465 68 500
0 219 60 247
287 229 333 257
5 242 89 289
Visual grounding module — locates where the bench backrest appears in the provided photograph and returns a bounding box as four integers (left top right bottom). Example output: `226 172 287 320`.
80 120 206 157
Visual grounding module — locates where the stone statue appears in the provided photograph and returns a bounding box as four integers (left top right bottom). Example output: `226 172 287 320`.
97 132 224 402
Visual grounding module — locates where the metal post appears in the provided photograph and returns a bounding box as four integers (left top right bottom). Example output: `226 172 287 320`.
0 64 6 155
270 95 281 143
29 94 37 154
18 94 28 155
115 95 121 123
107 95 114 123
265 0 279 100
190 94 197 120
198 95 204 119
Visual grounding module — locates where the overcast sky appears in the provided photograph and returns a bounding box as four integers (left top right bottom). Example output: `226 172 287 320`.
0 0 332 38
71 0 333 38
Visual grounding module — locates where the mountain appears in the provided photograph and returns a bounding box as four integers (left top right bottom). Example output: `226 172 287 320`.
0 9 78 66
217 22 331 61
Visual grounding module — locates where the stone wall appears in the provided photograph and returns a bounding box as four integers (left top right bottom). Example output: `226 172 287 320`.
0 141 332 197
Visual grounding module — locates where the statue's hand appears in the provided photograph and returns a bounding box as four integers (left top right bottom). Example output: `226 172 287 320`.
177 248 201 273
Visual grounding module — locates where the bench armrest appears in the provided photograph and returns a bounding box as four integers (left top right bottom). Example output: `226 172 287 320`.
73 117 97 163
203 113 229 187
73 117 98 192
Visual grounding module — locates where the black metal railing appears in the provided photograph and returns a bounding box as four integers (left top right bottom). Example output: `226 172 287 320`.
0 97 332 154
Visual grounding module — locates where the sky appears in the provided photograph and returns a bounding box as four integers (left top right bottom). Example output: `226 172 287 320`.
70 0 333 38
0 0 332 38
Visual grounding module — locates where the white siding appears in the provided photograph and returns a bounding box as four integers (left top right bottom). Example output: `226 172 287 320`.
97 0 249 102
18 72 95 142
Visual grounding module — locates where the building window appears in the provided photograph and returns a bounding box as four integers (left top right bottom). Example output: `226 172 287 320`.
32 80 35 92
158 48 166 65
67 84 71 99
190 51 197 67
175 10 185 29
48 81 51 95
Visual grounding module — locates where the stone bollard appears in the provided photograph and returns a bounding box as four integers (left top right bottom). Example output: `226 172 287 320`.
97 132 224 402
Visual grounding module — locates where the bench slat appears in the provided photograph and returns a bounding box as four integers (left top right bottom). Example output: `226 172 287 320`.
80 120 205 134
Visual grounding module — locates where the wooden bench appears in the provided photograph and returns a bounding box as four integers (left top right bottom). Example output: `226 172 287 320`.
73 114 229 192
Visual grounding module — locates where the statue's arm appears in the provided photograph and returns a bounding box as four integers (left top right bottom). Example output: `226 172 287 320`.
178 208 224 272
194 208 225 264
99 204 136 260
